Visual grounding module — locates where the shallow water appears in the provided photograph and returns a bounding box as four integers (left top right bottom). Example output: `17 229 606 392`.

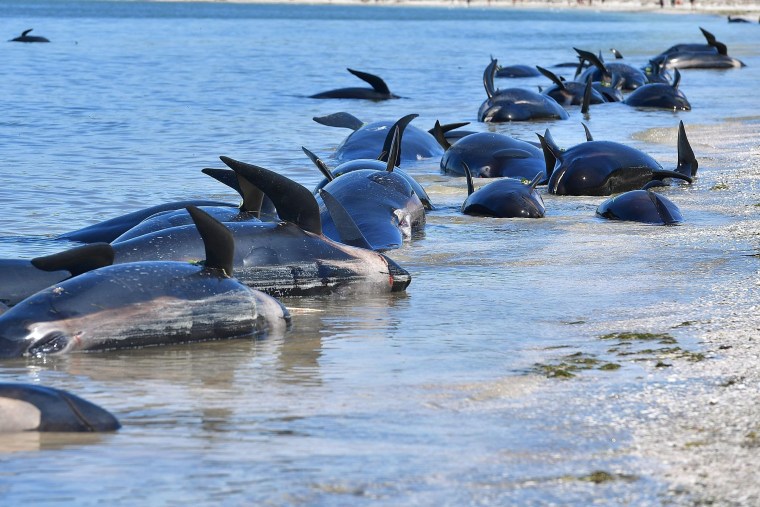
0 1 759 504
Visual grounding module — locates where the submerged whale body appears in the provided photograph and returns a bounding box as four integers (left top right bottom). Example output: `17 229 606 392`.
9 29 49 43
0 384 120 433
436 129 546 181
58 199 235 244
624 69 691 110
596 185 683 225
0 207 290 358
650 27 746 69
461 167 545 219
309 68 400 100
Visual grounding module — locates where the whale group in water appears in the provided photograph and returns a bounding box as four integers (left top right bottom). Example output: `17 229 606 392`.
3 19 745 430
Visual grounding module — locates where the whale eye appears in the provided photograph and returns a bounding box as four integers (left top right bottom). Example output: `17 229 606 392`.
27 331 69 357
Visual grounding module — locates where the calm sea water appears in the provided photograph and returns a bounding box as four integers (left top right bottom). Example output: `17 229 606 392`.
0 1 759 504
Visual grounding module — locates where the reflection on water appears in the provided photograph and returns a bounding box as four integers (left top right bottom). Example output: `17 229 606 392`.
0 1 759 504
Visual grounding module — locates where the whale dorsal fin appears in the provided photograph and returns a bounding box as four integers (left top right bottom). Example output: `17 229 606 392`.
302 147 334 182
483 58 498 99
186 206 234 277
676 120 698 177
574 48 609 77
581 76 593 115
220 156 322 235
672 68 681 90
318 189 373 250
235 173 265 216
378 113 417 166
385 126 401 173
202 168 241 195
430 120 452 150
201 168 263 215
347 68 391 95
462 162 475 196
582 122 594 142
31 243 115 277
536 66 565 89
536 129 562 180
312 112 364 131
22 29 33 37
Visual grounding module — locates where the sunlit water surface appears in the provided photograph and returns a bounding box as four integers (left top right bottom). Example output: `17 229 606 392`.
0 1 758 504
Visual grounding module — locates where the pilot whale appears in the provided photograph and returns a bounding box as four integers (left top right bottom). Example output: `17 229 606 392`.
596 182 683 225
479 59 569 122
9 29 49 43
538 121 697 196
0 384 120 432
314 128 426 251
0 207 291 358
461 165 545 219
309 68 400 100
313 112 443 162
433 124 546 182
624 69 691 111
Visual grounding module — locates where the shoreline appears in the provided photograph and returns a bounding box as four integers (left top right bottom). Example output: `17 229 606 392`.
155 0 760 15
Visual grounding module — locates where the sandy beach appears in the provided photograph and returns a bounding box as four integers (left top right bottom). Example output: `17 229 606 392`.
160 0 760 14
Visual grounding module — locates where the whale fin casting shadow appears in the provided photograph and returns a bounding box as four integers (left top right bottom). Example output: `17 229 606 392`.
186 206 235 277
676 120 698 178
220 156 322 235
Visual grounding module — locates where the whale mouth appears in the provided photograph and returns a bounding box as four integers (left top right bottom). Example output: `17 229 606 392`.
382 255 411 292
27 331 70 357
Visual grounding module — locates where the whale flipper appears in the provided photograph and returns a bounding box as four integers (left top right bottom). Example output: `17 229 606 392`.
647 190 679 225
312 112 364 131
302 147 335 182
536 66 565 89
318 189 373 250
31 243 115 277
431 120 452 150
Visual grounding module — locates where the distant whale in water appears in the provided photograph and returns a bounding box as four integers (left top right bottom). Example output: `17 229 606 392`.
309 68 400 100
9 29 49 43
650 27 745 69
0 384 120 433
